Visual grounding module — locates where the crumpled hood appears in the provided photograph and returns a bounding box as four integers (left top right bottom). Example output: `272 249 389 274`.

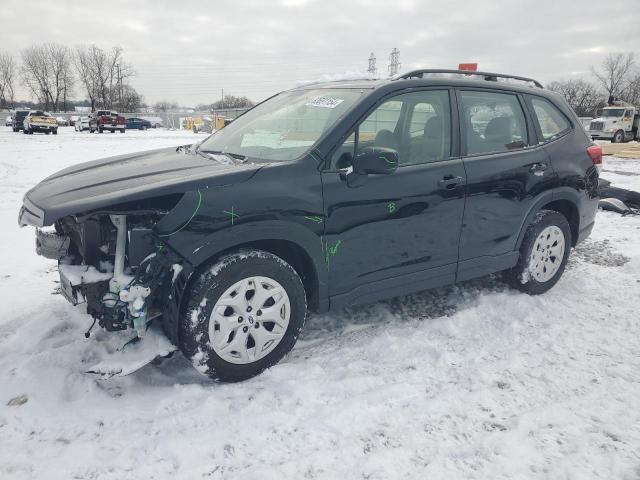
22 146 263 226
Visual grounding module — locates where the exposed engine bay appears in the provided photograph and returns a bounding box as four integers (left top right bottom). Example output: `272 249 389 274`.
36 211 185 340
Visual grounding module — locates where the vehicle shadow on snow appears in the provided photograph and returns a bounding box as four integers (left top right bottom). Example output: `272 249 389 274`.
134 273 509 386
115 235 631 387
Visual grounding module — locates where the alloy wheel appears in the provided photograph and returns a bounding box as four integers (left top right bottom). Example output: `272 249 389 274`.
208 276 290 364
529 225 565 282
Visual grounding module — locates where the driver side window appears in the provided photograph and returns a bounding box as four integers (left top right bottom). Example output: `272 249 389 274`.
332 90 451 168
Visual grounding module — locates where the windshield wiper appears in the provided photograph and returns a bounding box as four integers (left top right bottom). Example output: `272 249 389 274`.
199 149 247 162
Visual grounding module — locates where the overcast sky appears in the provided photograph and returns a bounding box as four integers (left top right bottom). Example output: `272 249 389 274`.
1 0 639 106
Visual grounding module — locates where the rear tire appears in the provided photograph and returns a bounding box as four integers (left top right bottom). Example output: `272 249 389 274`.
505 210 571 295
179 249 307 382
52 129 57 135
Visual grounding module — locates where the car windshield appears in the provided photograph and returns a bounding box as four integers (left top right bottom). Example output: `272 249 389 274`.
198 88 365 161
602 108 624 117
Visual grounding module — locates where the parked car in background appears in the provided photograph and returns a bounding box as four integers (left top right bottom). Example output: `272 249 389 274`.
74 116 91 132
141 116 163 128
5 116 12 127
125 117 152 130
89 110 126 133
19 69 601 382
23 111 58 135
56 117 69 127
69 115 79 127
11 110 30 132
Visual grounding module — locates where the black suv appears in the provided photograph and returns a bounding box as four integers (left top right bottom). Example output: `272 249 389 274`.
11 109 30 132
19 70 601 382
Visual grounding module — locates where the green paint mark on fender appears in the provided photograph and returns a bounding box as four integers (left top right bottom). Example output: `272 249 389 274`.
304 215 323 223
223 206 239 225
388 202 396 214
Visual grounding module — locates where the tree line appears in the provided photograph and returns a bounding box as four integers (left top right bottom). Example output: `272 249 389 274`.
0 44 143 112
548 52 640 117
0 44 255 113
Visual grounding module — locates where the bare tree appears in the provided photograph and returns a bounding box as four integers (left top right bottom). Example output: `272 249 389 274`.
591 52 635 102
547 79 605 117
21 43 74 111
74 45 135 111
0 52 17 108
153 100 179 112
211 95 254 110
621 73 640 106
119 84 144 112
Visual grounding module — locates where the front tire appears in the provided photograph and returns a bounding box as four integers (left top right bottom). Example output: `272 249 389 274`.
180 249 307 382
612 130 624 143
505 210 571 295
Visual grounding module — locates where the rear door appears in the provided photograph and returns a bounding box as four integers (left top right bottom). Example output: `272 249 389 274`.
456 88 553 280
321 88 467 305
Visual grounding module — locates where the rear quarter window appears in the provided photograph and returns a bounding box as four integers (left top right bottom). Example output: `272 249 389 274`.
530 97 572 142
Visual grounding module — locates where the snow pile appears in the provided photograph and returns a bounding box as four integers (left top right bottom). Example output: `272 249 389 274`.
296 71 379 87
0 128 639 479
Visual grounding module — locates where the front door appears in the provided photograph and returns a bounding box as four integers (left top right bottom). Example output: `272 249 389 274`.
321 89 466 307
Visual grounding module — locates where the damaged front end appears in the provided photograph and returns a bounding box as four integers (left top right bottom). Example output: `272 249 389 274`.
25 205 189 340
18 145 262 368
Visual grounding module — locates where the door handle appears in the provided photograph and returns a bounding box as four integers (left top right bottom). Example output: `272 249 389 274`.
438 175 464 189
529 163 548 174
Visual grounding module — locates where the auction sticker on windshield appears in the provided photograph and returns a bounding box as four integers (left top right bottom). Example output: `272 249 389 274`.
306 96 344 109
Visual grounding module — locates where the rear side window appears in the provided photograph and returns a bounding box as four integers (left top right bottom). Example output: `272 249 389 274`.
530 97 571 141
460 90 528 155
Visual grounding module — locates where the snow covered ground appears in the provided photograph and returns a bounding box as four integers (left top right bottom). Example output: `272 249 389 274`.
1 127 639 479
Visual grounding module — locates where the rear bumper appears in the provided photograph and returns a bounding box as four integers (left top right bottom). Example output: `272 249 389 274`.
576 220 595 245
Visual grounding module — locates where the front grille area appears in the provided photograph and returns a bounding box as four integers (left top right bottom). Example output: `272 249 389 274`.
589 121 603 131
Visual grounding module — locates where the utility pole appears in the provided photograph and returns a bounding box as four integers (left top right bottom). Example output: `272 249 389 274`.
116 63 124 110
388 48 401 77
368 52 377 75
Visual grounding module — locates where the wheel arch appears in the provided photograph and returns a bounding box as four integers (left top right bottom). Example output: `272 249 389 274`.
516 189 581 249
208 238 322 313
171 220 327 310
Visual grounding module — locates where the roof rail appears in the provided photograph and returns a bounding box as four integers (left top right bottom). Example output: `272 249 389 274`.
395 69 543 88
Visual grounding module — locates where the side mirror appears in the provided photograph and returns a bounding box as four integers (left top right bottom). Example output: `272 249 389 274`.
353 146 399 175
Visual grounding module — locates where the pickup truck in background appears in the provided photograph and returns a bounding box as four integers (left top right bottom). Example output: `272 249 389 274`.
23 111 58 135
89 110 126 133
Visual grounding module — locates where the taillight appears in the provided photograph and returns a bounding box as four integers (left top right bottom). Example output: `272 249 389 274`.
587 144 602 171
